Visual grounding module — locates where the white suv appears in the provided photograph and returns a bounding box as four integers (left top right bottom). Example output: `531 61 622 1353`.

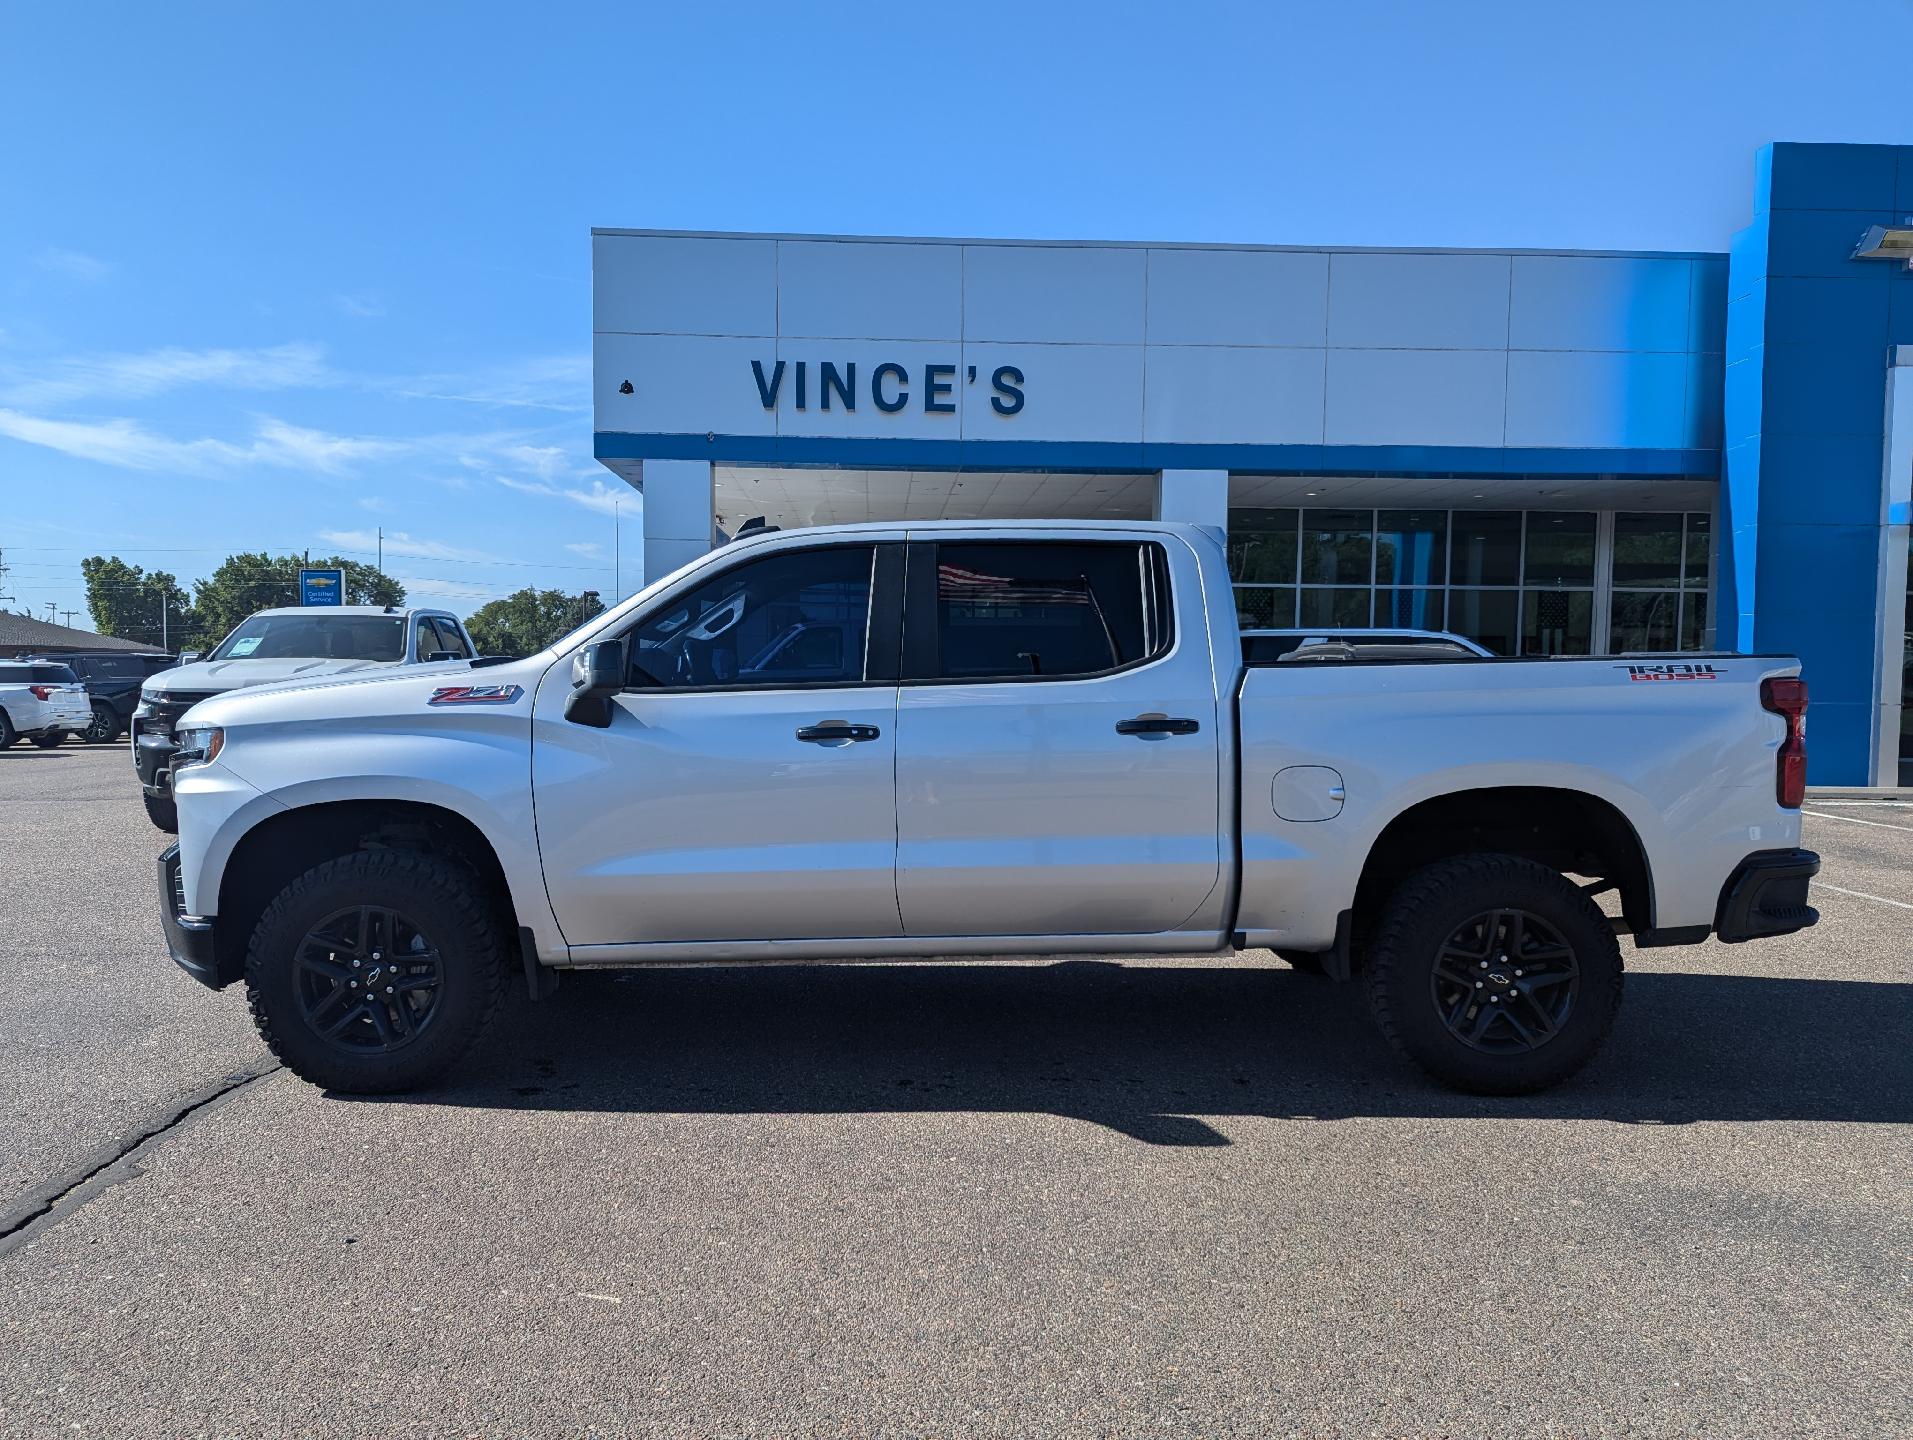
0 661 92 748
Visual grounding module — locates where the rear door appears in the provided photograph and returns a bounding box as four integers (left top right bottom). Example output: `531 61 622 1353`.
893 532 1222 938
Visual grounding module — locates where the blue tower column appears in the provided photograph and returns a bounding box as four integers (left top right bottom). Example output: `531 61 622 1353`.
1722 142 1913 783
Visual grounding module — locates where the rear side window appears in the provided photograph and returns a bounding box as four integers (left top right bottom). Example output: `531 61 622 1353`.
0 665 27 683
926 541 1173 681
81 656 144 679
30 664 78 683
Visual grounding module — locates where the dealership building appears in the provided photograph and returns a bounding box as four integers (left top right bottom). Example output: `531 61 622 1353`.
593 141 1913 786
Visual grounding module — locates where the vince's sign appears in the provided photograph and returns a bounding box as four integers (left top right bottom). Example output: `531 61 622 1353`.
752 360 1025 416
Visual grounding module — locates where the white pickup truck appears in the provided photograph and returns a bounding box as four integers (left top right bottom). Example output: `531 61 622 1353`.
156 521 1819 1097
133 604 476 832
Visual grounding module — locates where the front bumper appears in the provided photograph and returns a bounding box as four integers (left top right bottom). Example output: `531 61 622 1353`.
158 843 222 988
1715 848 1821 943
134 727 180 795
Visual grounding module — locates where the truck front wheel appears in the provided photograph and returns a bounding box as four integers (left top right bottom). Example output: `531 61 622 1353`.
244 850 507 1093
1363 854 1624 1095
142 792 178 833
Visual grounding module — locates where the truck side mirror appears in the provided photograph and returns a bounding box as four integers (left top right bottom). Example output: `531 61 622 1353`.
177 651 201 665
564 639 627 728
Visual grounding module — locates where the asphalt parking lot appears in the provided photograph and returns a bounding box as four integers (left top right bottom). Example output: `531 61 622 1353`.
0 746 1908 1438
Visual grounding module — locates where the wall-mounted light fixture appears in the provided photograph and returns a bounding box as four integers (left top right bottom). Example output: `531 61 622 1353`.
1852 221 1913 269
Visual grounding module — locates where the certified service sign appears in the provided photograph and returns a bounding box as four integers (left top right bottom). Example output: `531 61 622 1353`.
299 568 345 607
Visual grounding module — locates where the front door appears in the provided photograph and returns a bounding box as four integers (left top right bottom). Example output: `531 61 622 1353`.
893 533 1222 938
534 539 904 948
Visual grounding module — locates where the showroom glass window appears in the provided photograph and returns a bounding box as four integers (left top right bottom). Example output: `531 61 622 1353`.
1610 512 1712 653
627 545 874 688
1226 501 1715 658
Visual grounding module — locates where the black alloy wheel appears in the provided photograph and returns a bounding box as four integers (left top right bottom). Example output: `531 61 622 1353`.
1429 907 1579 1054
293 905 445 1054
85 704 120 744
1363 852 1624 1095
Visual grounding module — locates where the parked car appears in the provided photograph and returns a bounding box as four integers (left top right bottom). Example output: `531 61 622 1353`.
20 650 174 744
0 660 93 748
156 520 1818 1097
133 605 477 833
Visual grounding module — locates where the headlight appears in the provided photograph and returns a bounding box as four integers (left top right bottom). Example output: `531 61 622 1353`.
134 697 157 721
173 725 225 767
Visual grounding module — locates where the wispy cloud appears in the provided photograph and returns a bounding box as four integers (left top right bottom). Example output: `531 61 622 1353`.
319 529 492 563
35 248 112 283
565 541 606 559
496 473 633 517
332 293 385 319
390 354 590 414
0 342 331 408
0 409 407 476
392 575 500 603
358 495 395 514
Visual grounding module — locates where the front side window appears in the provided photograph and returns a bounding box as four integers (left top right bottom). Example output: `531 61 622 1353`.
929 542 1170 681
629 545 874 689
429 618 472 659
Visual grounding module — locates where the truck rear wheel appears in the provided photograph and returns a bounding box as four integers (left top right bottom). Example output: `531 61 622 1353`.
245 850 507 1093
1364 854 1623 1095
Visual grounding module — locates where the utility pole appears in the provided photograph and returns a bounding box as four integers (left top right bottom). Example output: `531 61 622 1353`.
614 499 621 603
377 526 383 575
59 608 77 628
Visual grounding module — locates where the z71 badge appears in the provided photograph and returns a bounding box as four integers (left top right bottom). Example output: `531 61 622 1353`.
428 684 523 705
1615 663 1721 682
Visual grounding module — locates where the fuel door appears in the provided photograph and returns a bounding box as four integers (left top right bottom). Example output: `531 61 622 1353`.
1272 765 1346 823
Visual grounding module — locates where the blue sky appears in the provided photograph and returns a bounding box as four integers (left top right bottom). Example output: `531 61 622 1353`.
4 1 1912 627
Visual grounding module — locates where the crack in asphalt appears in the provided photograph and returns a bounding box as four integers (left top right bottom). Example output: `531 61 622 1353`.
0 1062 281 1258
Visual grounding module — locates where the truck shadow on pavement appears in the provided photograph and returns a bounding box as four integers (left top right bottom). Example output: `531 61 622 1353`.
385 961 1913 1144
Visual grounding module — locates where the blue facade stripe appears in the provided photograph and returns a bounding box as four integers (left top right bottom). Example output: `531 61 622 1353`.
595 431 1718 478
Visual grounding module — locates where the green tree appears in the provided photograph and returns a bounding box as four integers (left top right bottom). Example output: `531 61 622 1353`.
465 588 603 658
189 553 407 650
80 556 194 650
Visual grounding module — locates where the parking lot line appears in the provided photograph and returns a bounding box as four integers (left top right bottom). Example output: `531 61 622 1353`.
1802 809 1913 833
1816 881 1913 912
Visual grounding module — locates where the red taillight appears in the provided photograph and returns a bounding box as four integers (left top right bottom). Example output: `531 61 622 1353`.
1761 677 1808 808
28 685 53 700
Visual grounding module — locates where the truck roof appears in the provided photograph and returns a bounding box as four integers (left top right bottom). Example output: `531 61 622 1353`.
244 605 452 618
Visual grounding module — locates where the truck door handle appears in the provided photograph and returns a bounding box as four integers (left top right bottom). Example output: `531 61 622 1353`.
795 721 881 746
1115 715 1201 737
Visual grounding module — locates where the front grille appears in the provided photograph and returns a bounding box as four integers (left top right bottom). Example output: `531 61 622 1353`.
146 690 218 735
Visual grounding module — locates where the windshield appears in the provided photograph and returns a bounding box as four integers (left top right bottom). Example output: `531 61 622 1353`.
206 613 407 662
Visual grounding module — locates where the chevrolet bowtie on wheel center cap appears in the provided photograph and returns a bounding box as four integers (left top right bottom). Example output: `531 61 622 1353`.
1430 908 1579 1053
294 905 445 1053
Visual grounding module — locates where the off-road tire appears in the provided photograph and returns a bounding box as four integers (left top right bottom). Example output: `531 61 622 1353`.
245 850 508 1093
1364 853 1624 1095
142 791 178 833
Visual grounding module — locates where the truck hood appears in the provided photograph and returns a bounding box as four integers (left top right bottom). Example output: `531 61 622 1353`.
142 656 402 698
174 653 557 728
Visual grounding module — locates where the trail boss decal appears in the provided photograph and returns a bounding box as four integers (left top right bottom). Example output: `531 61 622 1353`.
1616 663 1722 682
428 684 523 705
